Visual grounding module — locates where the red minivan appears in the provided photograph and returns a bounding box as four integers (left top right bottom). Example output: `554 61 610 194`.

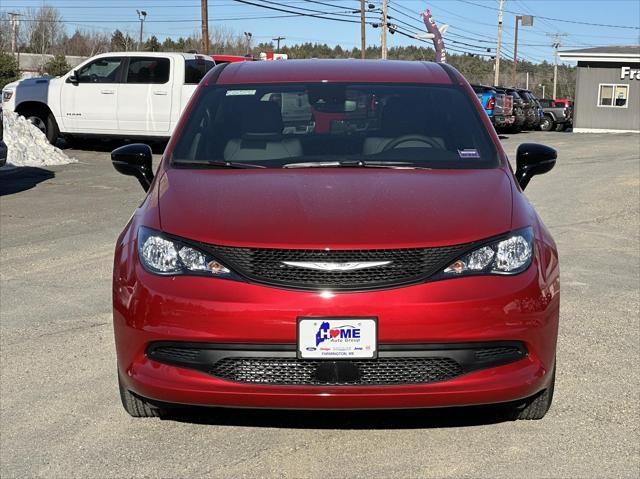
111 60 559 420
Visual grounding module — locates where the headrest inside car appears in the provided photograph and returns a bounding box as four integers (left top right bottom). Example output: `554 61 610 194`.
241 101 284 138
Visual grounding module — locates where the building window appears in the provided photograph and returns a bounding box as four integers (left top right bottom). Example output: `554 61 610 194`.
598 83 629 108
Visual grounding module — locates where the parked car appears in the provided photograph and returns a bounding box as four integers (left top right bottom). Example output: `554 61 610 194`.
471 85 514 130
211 54 257 64
517 89 542 130
500 88 526 132
553 99 572 108
539 99 573 131
111 59 559 420
0 113 7 167
0 52 215 144
492 87 515 130
471 84 497 118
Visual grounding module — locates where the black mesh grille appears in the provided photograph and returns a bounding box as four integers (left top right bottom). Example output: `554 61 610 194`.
204 244 472 291
474 346 522 361
210 357 463 385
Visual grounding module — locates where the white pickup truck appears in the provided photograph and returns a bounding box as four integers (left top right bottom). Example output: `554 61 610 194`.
1 52 215 144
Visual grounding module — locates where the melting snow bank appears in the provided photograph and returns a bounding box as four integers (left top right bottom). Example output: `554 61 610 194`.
2 110 76 167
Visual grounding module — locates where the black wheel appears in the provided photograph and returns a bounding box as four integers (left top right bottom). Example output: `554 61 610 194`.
540 116 555 132
510 363 556 420
19 105 59 144
118 374 164 418
555 123 566 132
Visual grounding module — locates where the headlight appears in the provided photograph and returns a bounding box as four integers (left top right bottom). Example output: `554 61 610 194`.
2 90 13 102
137 226 232 277
442 227 534 277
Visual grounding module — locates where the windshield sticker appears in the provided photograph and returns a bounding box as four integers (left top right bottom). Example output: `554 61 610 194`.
458 149 481 159
226 89 257 96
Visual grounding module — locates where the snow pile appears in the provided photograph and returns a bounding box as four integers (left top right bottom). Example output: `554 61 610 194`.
2 110 76 167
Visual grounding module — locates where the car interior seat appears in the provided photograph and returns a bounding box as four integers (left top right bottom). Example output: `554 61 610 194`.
224 101 302 162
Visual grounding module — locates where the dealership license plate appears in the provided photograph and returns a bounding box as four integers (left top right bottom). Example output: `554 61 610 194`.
297 317 377 359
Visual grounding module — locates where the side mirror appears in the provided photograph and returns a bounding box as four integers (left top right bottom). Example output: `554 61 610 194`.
68 70 79 84
515 143 557 190
111 144 154 191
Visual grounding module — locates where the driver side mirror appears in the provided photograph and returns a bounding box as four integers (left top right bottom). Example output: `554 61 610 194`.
111 144 154 191
68 70 79 84
515 143 557 190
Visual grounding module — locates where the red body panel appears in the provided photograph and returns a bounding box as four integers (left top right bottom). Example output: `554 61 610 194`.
113 60 559 410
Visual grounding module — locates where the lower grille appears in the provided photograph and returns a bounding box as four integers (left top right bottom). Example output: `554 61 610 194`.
147 341 527 387
210 357 463 386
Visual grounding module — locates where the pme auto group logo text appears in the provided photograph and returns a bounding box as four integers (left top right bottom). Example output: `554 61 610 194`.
315 321 361 346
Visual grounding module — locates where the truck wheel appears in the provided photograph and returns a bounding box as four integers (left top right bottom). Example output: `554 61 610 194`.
555 123 567 132
510 363 556 420
540 116 555 132
118 374 164 418
19 106 59 144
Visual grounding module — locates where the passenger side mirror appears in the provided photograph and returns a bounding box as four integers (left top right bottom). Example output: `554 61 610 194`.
515 143 557 190
68 70 79 84
111 144 154 191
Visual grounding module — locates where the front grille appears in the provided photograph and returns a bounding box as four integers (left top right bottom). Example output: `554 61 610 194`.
210 357 463 386
203 244 473 291
147 341 527 387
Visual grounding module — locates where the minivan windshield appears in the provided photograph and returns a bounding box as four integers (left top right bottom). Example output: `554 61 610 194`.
170 83 500 169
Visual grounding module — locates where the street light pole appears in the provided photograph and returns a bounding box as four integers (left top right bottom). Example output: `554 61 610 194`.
136 10 147 51
243 32 252 55
512 15 533 87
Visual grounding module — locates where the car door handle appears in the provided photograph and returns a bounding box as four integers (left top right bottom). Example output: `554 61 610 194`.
100 89 115 94
153 90 168 96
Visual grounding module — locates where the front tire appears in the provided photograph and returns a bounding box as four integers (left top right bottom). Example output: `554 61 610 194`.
19 106 59 144
118 374 164 418
540 116 555 132
511 363 556 420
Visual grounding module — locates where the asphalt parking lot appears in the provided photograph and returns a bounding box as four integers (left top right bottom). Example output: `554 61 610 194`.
1 131 639 478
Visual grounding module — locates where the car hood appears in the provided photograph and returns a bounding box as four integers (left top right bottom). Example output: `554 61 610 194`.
157 168 513 248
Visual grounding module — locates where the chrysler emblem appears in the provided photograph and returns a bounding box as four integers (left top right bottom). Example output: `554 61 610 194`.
281 261 391 271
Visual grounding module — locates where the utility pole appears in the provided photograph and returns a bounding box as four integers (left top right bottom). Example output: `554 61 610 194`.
8 12 20 57
380 0 388 59
201 0 209 54
360 0 366 59
494 0 504 85
273 36 285 52
547 33 568 99
136 10 147 51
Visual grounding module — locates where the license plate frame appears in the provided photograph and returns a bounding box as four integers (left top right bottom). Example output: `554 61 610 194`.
297 316 378 360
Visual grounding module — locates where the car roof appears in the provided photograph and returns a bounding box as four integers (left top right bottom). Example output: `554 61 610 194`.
208 59 454 86
97 51 209 60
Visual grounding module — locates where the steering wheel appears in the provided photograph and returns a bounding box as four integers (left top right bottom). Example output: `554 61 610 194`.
382 135 439 151
90 73 99 83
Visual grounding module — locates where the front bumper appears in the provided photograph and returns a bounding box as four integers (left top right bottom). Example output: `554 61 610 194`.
114 241 559 409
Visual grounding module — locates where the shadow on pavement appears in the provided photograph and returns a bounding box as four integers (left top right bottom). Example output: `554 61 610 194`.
59 138 167 155
0 167 55 196
161 404 516 429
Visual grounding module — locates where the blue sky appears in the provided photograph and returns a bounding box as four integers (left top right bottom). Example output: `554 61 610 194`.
3 0 639 64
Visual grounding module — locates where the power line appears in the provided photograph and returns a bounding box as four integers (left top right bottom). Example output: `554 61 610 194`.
456 0 640 30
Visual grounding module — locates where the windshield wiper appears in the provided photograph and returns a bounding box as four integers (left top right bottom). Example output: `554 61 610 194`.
283 160 429 169
172 159 267 169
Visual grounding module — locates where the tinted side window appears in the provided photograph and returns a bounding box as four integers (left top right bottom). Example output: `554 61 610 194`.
126 57 170 84
184 59 215 84
76 57 123 83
